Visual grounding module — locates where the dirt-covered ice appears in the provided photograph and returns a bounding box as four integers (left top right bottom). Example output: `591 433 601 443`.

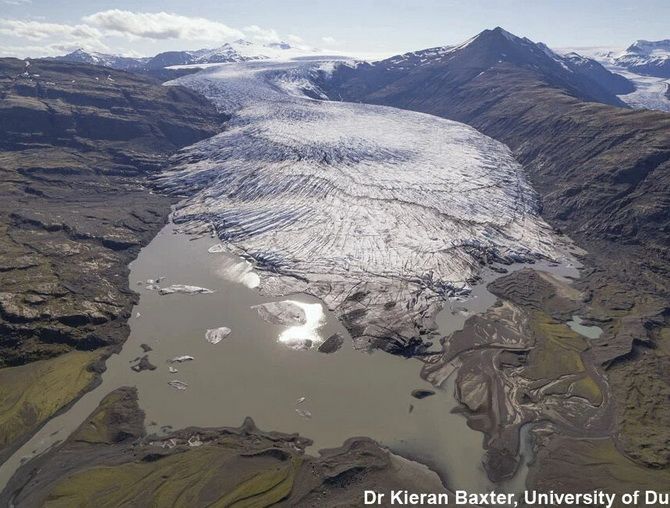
157 59 563 352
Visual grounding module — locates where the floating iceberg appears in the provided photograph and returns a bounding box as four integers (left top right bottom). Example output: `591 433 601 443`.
159 285 214 295
169 355 194 363
208 243 225 253
205 326 232 344
252 301 306 326
168 380 188 391
295 408 312 419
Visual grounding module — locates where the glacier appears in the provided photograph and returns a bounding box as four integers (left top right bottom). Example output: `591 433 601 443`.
156 59 561 353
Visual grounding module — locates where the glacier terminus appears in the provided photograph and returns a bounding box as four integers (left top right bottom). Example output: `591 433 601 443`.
156 58 563 353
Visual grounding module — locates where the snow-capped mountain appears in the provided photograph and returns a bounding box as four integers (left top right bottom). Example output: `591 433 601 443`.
614 39 670 78
50 40 330 72
565 40 670 79
376 28 619 78
558 42 670 112
144 41 269 69
331 27 633 108
144 47 239 69
50 49 149 70
154 39 345 67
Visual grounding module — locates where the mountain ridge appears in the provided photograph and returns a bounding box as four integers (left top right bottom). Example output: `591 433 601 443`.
615 39 670 78
49 39 313 71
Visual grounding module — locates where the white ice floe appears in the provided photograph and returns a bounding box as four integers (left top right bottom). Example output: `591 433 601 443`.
157 59 561 350
216 258 260 288
159 285 215 295
169 355 194 363
295 408 312 419
277 301 325 348
252 301 307 326
168 380 188 391
205 326 231 344
208 243 225 253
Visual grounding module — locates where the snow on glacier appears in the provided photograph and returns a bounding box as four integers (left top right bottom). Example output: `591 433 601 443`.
156 59 561 352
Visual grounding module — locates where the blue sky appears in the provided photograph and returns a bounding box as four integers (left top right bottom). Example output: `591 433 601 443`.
0 0 668 58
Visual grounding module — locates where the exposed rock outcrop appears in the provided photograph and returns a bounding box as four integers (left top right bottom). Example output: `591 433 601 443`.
0 58 222 461
318 333 345 353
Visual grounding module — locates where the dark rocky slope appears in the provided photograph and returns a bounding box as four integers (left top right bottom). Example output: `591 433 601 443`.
320 28 670 491
558 49 635 95
322 28 632 108
0 58 222 461
321 28 670 349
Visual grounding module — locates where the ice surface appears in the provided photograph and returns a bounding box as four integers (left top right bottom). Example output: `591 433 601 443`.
277 300 325 348
295 408 312 418
157 60 561 350
205 326 232 344
215 257 261 288
252 301 307 326
614 67 670 112
168 380 188 391
159 285 215 295
169 355 194 363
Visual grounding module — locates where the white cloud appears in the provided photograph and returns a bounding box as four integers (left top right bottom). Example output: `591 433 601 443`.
0 38 110 58
0 18 111 57
284 33 313 51
0 43 49 57
2 0 32 5
322 36 339 46
286 34 304 44
0 19 102 41
243 24 281 44
0 10 314 58
83 9 243 41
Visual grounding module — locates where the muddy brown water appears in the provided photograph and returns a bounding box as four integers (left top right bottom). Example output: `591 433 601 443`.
0 223 580 497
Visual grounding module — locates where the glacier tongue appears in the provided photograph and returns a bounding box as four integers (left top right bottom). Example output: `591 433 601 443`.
156 60 560 353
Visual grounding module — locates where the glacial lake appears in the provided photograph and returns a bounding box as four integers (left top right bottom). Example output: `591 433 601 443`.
0 223 580 496
568 315 603 340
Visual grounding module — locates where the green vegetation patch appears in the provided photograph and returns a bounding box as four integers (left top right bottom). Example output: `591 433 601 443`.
0 351 99 453
43 447 300 508
523 311 589 381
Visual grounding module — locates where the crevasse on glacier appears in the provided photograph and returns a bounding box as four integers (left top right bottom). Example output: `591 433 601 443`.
156 59 560 352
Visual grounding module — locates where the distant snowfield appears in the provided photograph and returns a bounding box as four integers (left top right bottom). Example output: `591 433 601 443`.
612 67 670 112
560 46 670 113
157 59 561 349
